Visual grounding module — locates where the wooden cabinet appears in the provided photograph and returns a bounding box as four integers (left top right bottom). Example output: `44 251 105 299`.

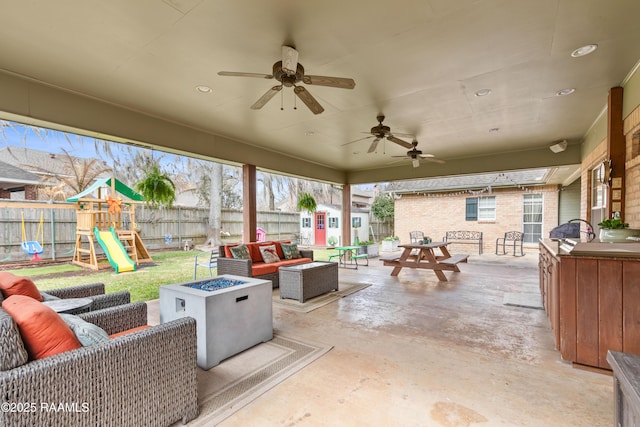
539 247 560 350
539 241 640 370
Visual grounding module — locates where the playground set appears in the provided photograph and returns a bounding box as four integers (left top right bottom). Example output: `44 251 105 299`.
20 212 45 261
66 177 152 273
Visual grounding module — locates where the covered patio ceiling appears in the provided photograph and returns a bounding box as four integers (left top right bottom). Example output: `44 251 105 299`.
1 1 639 185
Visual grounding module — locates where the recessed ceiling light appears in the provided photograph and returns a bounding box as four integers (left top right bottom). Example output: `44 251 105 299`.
305 131 315 136
556 88 575 96
571 44 598 58
195 85 212 94
475 89 492 97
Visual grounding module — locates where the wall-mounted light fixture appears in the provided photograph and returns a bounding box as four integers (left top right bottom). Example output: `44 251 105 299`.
549 140 568 153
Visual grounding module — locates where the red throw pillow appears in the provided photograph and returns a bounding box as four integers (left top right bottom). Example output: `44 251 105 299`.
2 295 81 360
109 325 151 339
0 272 43 301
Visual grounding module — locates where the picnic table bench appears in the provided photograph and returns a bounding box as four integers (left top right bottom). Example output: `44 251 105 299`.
443 231 483 255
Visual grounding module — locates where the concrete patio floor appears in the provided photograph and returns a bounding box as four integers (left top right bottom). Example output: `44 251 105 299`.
149 250 613 426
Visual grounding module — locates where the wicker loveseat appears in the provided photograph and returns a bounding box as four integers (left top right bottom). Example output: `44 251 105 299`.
0 301 199 427
217 241 313 288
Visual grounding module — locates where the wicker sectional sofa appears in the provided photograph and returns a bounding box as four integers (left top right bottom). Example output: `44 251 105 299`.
0 302 199 427
217 241 313 288
0 279 131 312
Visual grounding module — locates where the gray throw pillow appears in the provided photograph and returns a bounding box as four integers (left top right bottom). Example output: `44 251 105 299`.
59 314 110 347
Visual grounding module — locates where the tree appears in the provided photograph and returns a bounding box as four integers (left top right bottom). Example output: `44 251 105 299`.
134 164 176 208
26 148 112 200
206 162 223 246
371 194 394 223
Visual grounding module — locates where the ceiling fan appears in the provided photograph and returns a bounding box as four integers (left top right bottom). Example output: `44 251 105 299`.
218 45 355 115
392 140 445 168
343 115 414 153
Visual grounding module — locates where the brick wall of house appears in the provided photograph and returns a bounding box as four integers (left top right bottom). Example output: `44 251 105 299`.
24 185 37 200
0 189 10 199
584 103 640 229
624 104 640 228
394 185 559 253
580 138 607 224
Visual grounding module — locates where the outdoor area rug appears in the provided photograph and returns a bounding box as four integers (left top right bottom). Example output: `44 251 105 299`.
180 334 332 426
273 282 372 313
503 292 544 310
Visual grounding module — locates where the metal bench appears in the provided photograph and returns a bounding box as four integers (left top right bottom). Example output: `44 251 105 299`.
495 231 524 256
409 231 424 243
443 231 483 255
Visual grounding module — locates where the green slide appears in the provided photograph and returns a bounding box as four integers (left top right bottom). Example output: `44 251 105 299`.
94 227 136 273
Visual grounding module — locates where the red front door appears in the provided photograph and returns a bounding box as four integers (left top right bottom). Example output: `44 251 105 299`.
314 212 326 246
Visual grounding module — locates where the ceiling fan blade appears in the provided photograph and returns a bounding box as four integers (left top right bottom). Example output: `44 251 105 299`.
412 158 420 168
387 136 414 149
294 86 324 114
250 86 282 110
342 135 374 146
367 138 381 153
218 71 274 79
302 75 356 89
281 46 299 76
421 157 446 164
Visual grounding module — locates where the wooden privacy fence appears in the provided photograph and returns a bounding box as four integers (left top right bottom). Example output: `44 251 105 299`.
0 201 393 263
0 201 302 263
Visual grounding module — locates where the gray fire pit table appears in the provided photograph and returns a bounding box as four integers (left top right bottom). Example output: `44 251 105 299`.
279 261 339 303
159 274 273 370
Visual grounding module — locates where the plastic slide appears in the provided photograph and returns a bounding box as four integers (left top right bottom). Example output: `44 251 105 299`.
94 227 136 273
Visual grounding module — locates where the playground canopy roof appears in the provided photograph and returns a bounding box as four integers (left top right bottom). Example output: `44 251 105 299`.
66 177 144 202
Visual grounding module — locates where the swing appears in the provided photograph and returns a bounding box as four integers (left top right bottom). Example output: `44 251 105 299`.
21 212 44 261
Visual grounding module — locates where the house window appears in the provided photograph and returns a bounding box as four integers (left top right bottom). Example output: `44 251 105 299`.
523 194 543 243
328 217 339 228
302 217 311 228
478 196 496 220
352 217 362 228
466 196 495 220
591 164 607 209
465 198 478 220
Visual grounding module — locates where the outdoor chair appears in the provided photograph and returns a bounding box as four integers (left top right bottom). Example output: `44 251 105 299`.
495 231 525 256
0 301 199 426
194 250 218 279
409 231 425 244
0 272 130 311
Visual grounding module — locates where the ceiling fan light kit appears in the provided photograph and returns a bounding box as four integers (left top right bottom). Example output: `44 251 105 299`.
218 45 355 114
391 139 445 168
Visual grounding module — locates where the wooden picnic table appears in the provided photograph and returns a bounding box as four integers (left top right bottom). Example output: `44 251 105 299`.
381 242 468 281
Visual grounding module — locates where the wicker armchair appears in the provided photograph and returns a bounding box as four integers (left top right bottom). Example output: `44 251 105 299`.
0 281 130 312
0 302 199 427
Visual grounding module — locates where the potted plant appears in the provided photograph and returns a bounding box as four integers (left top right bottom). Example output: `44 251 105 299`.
382 236 399 252
359 240 379 258
391 236 400 251
327 236 338 247
597 218 640 243
297 192 317 214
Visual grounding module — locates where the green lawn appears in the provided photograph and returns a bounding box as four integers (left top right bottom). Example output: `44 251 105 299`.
6 248 340 303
